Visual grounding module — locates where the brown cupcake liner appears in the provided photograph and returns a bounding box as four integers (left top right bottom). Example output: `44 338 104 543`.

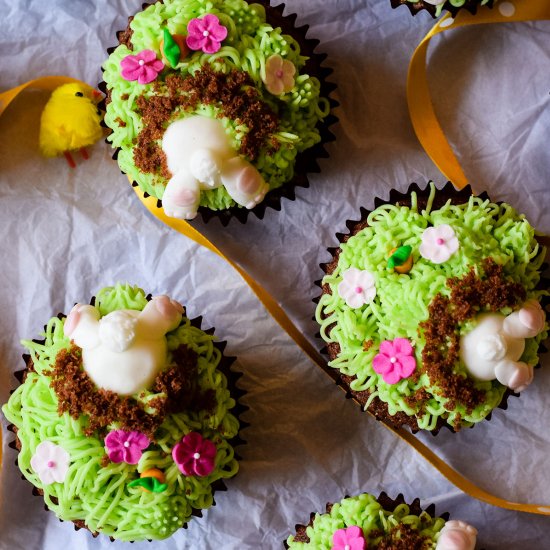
390 0 496 18
5 294 248 541
99 0 338 226
285 491 450 547
313 181 549 435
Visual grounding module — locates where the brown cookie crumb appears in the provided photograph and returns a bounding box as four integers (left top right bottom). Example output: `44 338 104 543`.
133 66 279 178
419 258 526 414
375 523 431 550
48 342 206 439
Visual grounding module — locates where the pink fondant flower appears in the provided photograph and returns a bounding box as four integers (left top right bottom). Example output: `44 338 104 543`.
105 430 150 464
419 224 459 264
332 525 366 550
337 267 376 308
120 50 164 85
373 338 416 384
172 432 216 476
30 441 70 485
186 14 228 54
263 54 296 95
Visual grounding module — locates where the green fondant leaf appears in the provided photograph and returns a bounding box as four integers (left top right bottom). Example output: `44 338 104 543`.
163 28 181 69
387 245 412 269
128 476 168 493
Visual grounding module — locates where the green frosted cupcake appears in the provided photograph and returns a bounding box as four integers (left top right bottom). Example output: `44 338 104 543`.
286 492 478 549
315 182 548 432
2 284 244 541
101 0 335 224
390 0 496 18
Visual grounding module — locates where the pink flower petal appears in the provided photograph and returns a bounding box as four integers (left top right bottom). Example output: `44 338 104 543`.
393 337 412 355
378 340 395 356
138 49 158 63
121 66 142 81
382 369 402 385
187 18 206 36
345 526 363 539
120 55 139 71
373 353 392 374
204 15 228 41
137 65 158 85
194 457 215 476
398 355 417 378
186 34 206 51
332 528 348 546
202 36 222 54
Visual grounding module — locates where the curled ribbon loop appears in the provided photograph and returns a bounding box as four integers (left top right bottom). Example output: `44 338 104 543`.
407 0 550 190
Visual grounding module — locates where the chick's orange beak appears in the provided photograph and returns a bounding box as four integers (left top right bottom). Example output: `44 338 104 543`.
91 89 103 102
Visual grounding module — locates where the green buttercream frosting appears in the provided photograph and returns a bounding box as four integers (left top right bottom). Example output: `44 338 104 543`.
316 184 548 431
405 0 494 17
102 0 330 212
286 493 446 548
2 284 240 541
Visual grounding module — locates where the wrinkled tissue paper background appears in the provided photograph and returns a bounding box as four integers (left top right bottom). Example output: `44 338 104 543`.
1 0 549 548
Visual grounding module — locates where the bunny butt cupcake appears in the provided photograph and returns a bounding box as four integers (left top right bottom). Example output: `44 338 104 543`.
390 0 496 18
2 283 244 541
315 182 548 433
101 0 335 224
286 492 478 549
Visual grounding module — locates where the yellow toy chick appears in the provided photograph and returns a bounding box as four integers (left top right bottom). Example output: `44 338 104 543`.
39 82 103 168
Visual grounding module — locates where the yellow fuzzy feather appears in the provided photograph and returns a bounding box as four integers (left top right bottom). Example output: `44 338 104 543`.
39 82 103 157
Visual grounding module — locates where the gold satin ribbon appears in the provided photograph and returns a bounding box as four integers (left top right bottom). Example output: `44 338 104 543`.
2 10 550 515
407 0 550 190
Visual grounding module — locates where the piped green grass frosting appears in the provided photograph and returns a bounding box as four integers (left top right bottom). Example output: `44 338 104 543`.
316 183 547 431
2 284 240 541
402 0 494 17
102 0 330 212
286 493 446 548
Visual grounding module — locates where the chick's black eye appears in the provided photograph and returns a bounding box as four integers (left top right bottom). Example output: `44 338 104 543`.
75 91 84 97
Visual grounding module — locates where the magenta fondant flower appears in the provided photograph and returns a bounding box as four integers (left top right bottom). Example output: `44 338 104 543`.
332 525 366 550
120 50 164 85
263 54 296 95
30 441 70 485
186 14 228 54
373 338 416 384
172 432 216 476
337 267 376 308
419 224 459 264
105 430 150 464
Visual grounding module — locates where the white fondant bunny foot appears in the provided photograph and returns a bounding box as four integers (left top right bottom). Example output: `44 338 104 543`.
189 148 223 189
503 299 546 339
436 520 477 550
64 304 100 348
221 156 269 209
495 359 534 393
162 171 200 220
138 295 184 338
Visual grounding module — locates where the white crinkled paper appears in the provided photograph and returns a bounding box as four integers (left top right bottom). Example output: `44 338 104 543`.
0 1 549 549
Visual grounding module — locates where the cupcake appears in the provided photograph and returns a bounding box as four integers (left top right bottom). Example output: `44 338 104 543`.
101 0 336 225
286 492 478 549
315 182 548 433
2 283 244 541
390 0 496 18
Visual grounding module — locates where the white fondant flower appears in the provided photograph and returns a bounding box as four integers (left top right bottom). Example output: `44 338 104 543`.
263 54 296 95
419 224 459 264
30 441 70 485
337 268 376 308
